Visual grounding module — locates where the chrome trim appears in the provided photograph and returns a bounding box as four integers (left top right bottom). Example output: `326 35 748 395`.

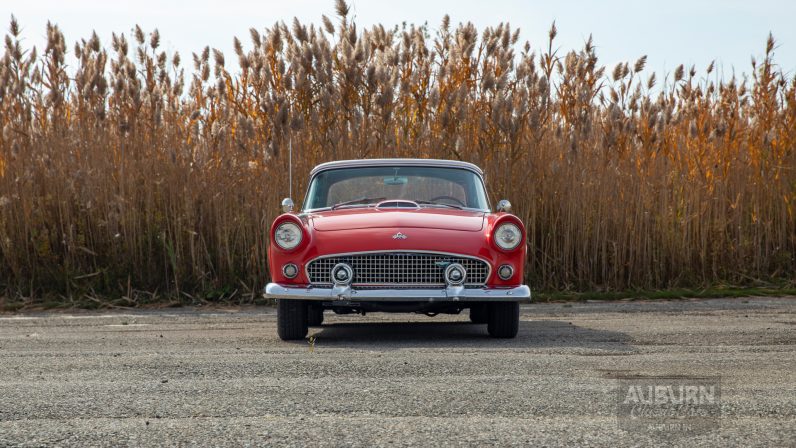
304 250 492 287
265 283 531 302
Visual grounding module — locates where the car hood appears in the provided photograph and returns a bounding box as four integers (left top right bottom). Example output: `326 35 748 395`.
308 208 486 232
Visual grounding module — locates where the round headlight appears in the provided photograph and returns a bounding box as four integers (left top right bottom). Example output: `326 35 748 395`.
274 221 303 250
494 222 522 251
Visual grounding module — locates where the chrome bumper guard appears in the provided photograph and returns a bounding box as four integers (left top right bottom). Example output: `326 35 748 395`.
264 283 531 302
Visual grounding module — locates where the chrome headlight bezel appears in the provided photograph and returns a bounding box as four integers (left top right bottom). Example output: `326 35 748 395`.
494 222 522 251
274 221 303 250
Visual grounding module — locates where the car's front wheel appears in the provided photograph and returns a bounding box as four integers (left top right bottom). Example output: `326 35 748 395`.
277 299 308 340
308 305 324 326
469 304 488 324
487 302 519 338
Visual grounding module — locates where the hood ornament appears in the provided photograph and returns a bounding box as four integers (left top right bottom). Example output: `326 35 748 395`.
392 232 408 240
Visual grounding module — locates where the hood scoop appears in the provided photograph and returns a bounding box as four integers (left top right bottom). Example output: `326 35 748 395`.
375 200 420 209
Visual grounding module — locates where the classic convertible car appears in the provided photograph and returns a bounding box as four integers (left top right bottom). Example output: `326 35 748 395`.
265 159 531 340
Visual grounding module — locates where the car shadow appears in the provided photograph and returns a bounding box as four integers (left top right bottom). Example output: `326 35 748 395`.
308 319 634 352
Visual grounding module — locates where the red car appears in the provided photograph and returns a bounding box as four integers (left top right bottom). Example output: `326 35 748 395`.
265 159 531 340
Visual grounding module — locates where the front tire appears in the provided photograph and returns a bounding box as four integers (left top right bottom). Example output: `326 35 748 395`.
469 304 488 324
277 299 308 340
487 302 519 338
308 305 324 326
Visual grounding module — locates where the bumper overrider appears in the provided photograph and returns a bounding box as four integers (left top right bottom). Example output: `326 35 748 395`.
265 283 531 302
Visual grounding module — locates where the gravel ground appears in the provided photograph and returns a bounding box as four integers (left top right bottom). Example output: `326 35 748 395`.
0 297 794 447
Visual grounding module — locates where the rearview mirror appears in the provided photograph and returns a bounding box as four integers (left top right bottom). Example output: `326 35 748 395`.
281 198 294 213
496 199 511 213
383 176 408 186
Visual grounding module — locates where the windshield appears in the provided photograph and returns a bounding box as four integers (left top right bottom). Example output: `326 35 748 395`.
303 166 490 211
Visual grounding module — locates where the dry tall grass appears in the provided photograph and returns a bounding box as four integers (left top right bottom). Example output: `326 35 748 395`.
1 2 794 302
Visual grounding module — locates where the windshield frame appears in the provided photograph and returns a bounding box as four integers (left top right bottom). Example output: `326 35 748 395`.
301 165 492 213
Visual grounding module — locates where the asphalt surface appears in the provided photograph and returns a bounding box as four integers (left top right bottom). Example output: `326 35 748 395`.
0 297 794 447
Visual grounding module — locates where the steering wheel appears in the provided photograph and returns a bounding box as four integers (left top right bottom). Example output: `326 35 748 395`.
428 195 467 207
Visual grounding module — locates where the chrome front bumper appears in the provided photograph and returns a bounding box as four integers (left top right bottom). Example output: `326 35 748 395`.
264 283 531 302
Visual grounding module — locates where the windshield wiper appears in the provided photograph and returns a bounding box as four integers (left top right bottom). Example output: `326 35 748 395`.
414 200 464 210
331 197 386 210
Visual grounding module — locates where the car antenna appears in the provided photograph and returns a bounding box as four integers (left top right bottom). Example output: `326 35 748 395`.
289 136 293 200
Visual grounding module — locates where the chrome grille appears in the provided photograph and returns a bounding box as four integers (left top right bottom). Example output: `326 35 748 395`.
306 252 490 286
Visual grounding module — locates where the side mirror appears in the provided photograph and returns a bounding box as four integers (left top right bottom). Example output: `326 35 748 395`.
496 199 512 213
281 198 295 213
